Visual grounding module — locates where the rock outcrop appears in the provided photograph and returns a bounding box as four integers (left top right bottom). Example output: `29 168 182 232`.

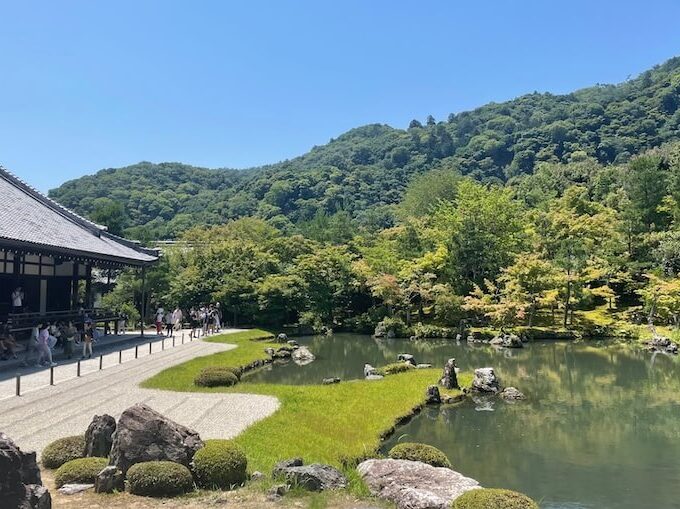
500 386 526 401
490 333 523 348
471 367 501 394
94 466 124 493
273 458 347 491
84 414 116 458
357 459 480 509
292 346 316 366
440 358 459 389
425 385 441 404
109 403 203 474
322 377 341 385
646 335 679 354
0 432 51 509
364 364 378 377
397 354 416 366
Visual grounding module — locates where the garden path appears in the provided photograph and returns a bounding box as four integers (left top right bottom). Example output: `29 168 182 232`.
0 330 280 457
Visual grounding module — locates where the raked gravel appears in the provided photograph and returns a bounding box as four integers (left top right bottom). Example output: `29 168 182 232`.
0 330 280 457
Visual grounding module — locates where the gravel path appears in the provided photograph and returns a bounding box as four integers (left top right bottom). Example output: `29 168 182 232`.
0 330 280 457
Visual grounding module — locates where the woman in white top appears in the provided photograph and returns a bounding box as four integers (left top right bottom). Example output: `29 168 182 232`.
11 287 24 314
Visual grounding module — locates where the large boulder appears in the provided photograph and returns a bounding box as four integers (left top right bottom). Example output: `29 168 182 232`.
84 414 116 458
364 364 378 378
357 459 480 509
646 335 679 354
109 403 203 474
292 346 316 366
425 385 441 405
398 354 416 366
500 387 526 402
440 358 459 390
273 459 347 491
490 333 523 348
471 368 501 394
0 433 50 509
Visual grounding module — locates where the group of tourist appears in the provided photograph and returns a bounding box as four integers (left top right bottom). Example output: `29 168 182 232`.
20 320 97 367
152 303 223 339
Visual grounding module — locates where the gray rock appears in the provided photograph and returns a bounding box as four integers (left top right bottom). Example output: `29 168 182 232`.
416 363 432 369
57 484 94 495
265 347 275 357
471 367 501 394
646 335 679 354
84 414 116 458
94 466 124 493
267 483 289 500
398 354 416 366
322 377 341 385
272 457 303 478
287 339 299 347
277 333 289 342
364 364 378 378
275 463 347 491
357 459 480 509
0 432 48 508
250 471 264 482
440 358 459 389
273 348 293 359
292 346 316 366
490 333 523 348
109 403 203 474
500 387 526 401
425 385 441 405
365 374 384 380
24 485 51 509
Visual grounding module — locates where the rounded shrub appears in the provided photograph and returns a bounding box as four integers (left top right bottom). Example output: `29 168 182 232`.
203 365 242 379
191 439 248 489
42 435 86 469
388 442 452 468
452 488 539 509
194 367 240 388
54 457 108 488
127 461 195 497
377 362 415 376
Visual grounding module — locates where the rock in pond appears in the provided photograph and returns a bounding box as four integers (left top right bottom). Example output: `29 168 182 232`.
0 432 50 509
646 335 679 354
440 358 459 390
490 333 523 348
322 377 341 385
277 333 289 342
109 403 203 474
357 459 480 509
471 367 501 394
273 459 347 491
398 353 416 366
84 414 116 458
416 363 432 369
364 363 378 377
366 374 384 380
292 346 316 365
425 385 441 405
500 386 526 401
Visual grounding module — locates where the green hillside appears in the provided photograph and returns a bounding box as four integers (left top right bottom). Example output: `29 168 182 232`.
49 56 680 239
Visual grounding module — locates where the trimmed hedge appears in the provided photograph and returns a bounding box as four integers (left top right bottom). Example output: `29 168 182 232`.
127 461 195 497
194 367 240 387
42 435 86 469
388 442 452 468
191 439 248 489
377 362 415 376
452 488 539 509
54 457 108 488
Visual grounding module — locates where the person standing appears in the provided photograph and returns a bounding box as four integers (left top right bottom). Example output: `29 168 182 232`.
64 321 77 359
215 302 222 332
38 323 57 367
11 287 24 314
172 306 183 334
155 306 165 335
82 320 94 359
164 310 174 337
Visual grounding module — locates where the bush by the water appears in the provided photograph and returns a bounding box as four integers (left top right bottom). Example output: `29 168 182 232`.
194 367 240 387
412 323 456 339
127 461 195 497
452 488 539 509
377 362 415 376
42 435 86 469
191 439 248 489
54 457 108 488
388 442 452 468
374 317 411 338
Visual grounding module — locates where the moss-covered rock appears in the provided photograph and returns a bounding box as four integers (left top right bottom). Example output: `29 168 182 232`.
127 461 195 497
54 457 108 488
377 362 415 376
388 442 452 468
42 435 86 469
191 439 248 489
452 488 539 509
194 367 239 387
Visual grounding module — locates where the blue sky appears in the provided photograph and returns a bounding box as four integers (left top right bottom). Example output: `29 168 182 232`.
1 1 679 192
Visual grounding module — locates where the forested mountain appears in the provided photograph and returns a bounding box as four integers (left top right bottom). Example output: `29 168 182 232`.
49 56 680 240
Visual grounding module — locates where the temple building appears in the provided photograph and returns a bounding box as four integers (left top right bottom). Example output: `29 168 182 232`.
0 166 158 333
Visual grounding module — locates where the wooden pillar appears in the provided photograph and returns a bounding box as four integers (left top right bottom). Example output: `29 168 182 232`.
71 262 79 310
140 266 147 338
85 264 92 308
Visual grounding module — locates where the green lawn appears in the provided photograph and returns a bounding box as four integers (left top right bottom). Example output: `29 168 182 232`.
142 329 468 473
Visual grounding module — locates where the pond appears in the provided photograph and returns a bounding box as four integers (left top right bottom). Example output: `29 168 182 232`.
246 333 680 509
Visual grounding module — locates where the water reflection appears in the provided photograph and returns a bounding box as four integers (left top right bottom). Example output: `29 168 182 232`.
245 333 680 509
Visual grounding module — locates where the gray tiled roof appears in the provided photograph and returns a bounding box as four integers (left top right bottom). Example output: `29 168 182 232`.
0 167 158 265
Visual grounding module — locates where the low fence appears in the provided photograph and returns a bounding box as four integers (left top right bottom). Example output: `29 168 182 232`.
12 332 196 397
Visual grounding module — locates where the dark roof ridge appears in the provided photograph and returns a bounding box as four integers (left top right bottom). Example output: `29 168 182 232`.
0 165 105 235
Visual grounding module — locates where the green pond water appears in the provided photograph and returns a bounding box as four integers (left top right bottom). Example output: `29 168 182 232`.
245 333 680 509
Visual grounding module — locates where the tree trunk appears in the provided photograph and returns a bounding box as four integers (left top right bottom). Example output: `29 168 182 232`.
563 280 571 328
